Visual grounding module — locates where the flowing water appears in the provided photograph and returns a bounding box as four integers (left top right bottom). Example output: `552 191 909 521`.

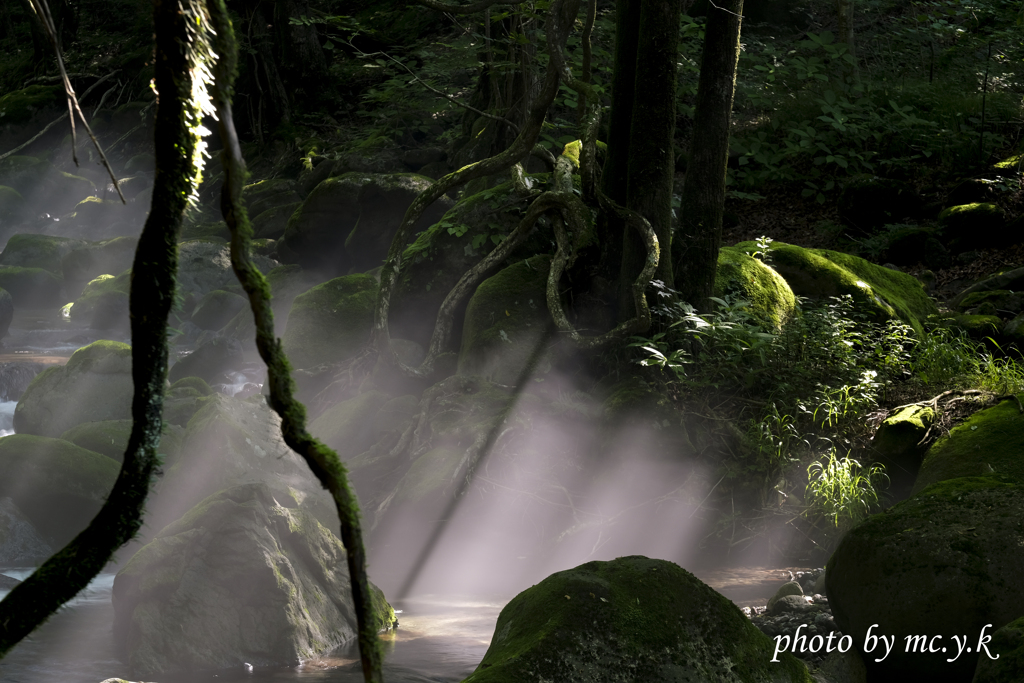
0 564 810 683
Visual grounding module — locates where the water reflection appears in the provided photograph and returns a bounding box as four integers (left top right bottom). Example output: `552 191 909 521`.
0 572 501 683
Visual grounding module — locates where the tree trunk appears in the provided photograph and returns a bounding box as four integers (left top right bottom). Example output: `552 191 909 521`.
836 0 858 85
615 0 679 315
17 0 48 64
672 0 743 312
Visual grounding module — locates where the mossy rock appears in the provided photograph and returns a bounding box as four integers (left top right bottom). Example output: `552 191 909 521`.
0 233 87 273
458 255 554 385
61 236 138 298
252 201 301 240
0 434 119 545
951 266 1024 309
0 156 95 214
190 289 248 331
281 273 377 369
715 247 795 331
122 153 155 175
279 172 452 274
70 270 132 329
826 475 1024 682
935 313 1003 340
308 390 392 461
871 404 934 497
113 482 396 676
973 616 1024 683
175 239 277 301
734 241 937 334
462 556 811 683
13 340 133 437
59 418 185 464
938 202 1008 249
242 178 302 218
0 288 12 338
957 289 1024 316
0 266 64 307
391 178 547 346
912 396 1024 494
0 85 63 125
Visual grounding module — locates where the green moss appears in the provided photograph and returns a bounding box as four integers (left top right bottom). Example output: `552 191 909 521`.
463 556 811 683
60 419 134 462
913 396 1024 493
734 241 937 334
73 269 132 320
65 340 132 374
872 405 933 460
716 247 795 330
936 313 1003 339
0 85 63 124
281 273 377 368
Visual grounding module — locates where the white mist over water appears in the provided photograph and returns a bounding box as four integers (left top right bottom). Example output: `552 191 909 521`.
0 401 16 437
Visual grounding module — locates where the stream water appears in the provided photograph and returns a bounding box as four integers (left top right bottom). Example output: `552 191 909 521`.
0 564 807 683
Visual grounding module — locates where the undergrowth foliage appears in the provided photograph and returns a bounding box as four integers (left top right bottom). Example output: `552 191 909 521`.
631 279 1024 549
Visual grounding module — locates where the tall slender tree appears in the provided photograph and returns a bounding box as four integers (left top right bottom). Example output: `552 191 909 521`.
673 0 744 313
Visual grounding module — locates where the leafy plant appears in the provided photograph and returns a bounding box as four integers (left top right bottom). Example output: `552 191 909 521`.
804 448 887 535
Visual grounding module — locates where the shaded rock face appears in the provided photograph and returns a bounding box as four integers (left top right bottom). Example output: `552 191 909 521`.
0 434 119 546
279 172 452 275
61 236 138 298
0 361 44 401
826 476 1024 683
463 556 811 683
837 175 922 232
870 404 934 498
112 483 396 677
176 240 278 300
0 496 53 565
14 340 133 438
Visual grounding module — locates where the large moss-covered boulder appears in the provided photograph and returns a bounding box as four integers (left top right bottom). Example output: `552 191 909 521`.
0 233 87 273
69 270 131 329
61 236 138 298
0 85 63 124
938 203 1008 249
0 266 64 306
279 172 453 274
112 483 396 676
243 178 302 218
390 179 543 345
0 434 119 545
458 255 554 385
252 201 301 240
281 273 376 369
973 616 1024 683
734 241 937 333
462 556 811 683
826 476 1024 683
14 340 133 437
911 396 1024 494
58 419 185 464
715 247 795 331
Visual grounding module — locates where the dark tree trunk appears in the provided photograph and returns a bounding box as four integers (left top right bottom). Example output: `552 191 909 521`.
17 0 48 64
672 0 743 312
239 0 291 129
611 0 679 315
272 0 329 95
